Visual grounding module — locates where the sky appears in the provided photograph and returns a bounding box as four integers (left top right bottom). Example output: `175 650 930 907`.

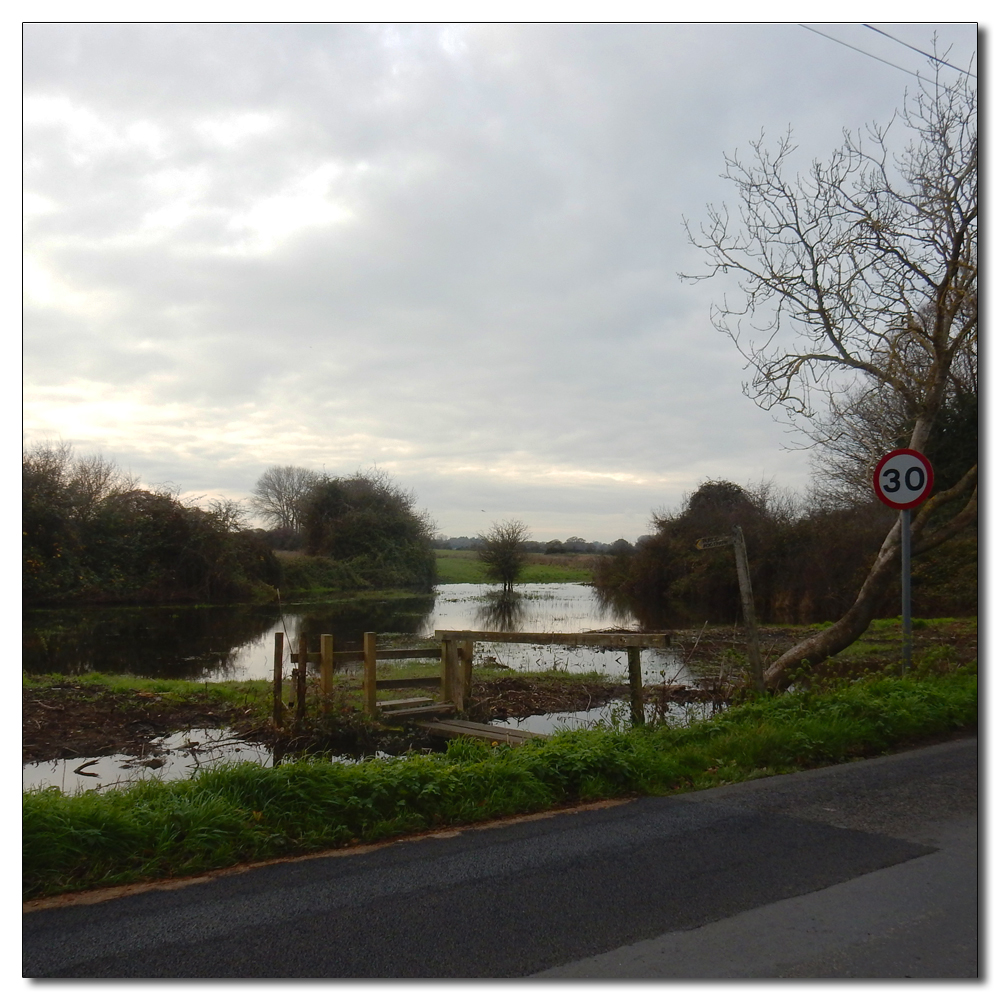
22 18 980 542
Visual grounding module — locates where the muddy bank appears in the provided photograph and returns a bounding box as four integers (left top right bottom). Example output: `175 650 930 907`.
22 675 718 765
22 685 258 764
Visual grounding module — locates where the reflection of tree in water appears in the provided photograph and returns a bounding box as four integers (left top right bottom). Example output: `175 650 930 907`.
295 593 435 647
21 592 438 681
475 589 527 632
593 587 698 631
21 604 283 680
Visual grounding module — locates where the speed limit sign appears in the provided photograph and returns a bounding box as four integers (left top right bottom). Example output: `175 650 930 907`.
873 448 934 509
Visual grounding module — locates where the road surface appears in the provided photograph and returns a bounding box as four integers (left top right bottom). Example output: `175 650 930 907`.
23 735 978 978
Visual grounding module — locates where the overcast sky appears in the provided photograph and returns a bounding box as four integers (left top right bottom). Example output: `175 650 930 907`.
22 21 979 541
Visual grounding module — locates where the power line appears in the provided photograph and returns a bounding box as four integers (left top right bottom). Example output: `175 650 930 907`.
798 23 926 81
862 24 977 79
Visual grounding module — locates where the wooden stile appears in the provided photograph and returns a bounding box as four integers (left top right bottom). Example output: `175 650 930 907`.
273 627 670 726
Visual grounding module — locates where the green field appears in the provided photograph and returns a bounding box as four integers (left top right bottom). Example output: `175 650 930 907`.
434 549 594 585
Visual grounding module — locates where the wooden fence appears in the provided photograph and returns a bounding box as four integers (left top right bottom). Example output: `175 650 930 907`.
272 629 671 728
436 630 671 725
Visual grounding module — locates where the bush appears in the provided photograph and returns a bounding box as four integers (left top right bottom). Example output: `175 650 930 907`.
301 471 436 590
23 443 280 604
594 477 976 625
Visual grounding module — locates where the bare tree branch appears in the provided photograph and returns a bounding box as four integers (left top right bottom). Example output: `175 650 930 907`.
684 65 977 686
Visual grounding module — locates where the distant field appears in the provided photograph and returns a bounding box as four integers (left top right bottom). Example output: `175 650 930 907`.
434 549 595 584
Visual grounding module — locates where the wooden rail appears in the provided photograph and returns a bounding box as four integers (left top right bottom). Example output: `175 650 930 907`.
434 630 670 648
434 629 671 725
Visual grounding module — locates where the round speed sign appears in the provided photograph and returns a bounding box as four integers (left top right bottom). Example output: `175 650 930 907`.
873 449 934 509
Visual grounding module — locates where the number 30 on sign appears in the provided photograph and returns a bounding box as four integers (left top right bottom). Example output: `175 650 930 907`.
872 448 934 509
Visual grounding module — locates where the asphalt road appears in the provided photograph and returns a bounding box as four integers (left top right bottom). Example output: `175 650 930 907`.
23 735 978 979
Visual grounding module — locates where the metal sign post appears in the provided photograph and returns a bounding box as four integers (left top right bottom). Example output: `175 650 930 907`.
901 508 912 672
872 448 934 674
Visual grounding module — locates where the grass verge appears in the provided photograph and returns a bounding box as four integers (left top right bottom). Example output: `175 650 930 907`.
23 665 976 900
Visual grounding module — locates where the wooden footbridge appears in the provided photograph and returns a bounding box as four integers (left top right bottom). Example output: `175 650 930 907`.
273 629 671 744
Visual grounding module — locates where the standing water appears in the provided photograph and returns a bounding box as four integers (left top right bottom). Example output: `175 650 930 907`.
23 583 688 685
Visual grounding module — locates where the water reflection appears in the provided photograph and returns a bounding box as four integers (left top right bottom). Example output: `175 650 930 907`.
475 589 526 632
22 592 434 682
23 583 684 683
492 698 717 735
22 604 278 680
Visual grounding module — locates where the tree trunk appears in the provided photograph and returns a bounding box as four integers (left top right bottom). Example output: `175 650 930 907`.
765 469 977 688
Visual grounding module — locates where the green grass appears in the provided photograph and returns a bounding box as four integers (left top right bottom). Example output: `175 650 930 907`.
23 663 619 720
23 671 273 702
24 665 976 900
434 550 593 584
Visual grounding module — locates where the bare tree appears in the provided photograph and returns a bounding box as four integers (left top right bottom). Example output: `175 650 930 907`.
806 383 913 508
22 441 139 520
478 519 530 593
682 65 977 686
249 465 319 531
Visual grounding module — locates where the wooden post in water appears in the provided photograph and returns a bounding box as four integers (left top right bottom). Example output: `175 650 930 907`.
296 633 308 722
320 633 334 711
627 647 644 725
363 632 378 716
732 526 765 693
273 632 284 727
458 640 474 706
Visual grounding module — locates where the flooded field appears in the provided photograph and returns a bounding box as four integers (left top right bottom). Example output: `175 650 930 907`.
24 582 687 685
24 583 714 793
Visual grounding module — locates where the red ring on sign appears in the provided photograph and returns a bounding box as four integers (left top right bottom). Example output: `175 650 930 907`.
872 448 935 509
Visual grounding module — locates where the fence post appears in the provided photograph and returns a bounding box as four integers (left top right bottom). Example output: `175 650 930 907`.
732 526 765 692
320 634 334 711
273 632 284 727
458 640 474 705
440 638 454 707
363 632 377 716
445 640 463 712
296 633 308 722
627 647 644 725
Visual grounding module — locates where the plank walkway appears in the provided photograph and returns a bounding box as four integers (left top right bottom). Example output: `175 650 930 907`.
418 719 548 746
380 701 456 720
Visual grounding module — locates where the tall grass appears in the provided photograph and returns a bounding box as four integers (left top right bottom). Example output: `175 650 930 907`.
23 668 976 900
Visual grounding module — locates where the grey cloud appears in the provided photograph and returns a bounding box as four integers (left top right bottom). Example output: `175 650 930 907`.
23 22 977 538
